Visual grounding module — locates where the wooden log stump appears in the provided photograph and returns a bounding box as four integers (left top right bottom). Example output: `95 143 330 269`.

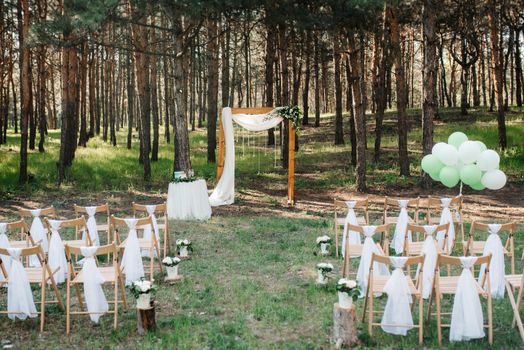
137 304 156 335
331 303 359 348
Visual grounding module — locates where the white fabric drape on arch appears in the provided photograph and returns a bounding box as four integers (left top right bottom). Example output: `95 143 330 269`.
209 107 282 207
478 224 505 298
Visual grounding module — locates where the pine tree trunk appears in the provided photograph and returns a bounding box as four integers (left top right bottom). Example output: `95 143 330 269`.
18 0 30 184
206 18 219 163
78 42 88 147
150 20 159 161
516 29 523 107
333 31 344 145
373 16 387 163
345 56 356 166
264 14 276 145
314 38 320 127
302 32 311 127
279 24 289 168
127 48 134 150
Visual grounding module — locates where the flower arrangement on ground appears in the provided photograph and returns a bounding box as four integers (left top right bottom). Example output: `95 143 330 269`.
128 278 157 309
316 262 334 285
176 239 193 257
162 256 181 278
336 278 359 308
316 235 331 255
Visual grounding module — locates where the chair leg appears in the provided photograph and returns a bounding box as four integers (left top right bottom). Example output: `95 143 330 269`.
66 281 71 335
514 282 524 328
488 294 493 345
114 281 119 330
506 281 524 342
119 274 128 310
73 283 85 311
150 251 154 279
50 277 65 311
368 292 374 336
436 290 442 345
335 223 339 257
155 243 163 273
419 294 424 345
40 282 46 332
426 289 434 323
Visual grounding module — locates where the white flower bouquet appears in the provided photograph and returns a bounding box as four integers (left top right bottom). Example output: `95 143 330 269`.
316 235 332 246
176 239 193 257
316 262 333 285
162 256 181 267
336 278 360 308
128 278 157 299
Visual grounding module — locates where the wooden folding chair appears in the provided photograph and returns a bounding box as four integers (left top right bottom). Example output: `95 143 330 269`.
464 221 517 274
16 205 57 220
111 215 163 279
0 245 64 331
362 253 425 344
74 203 111 245
383 197 420 225
333 198 369 257
65 243 127 334
426 196 464 246
342 223 390 278
403 222 449 258
44 217 91 249
1 219 36 249
427 254 493 345
132 202 170 257
505 266 524 342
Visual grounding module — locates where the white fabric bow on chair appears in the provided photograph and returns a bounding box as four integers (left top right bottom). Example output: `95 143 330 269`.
121 219 145 285
478 224 504 298
142 206 159 258
83 207 100 246
7 248 37 320
29 209 49 253
391 200 411 254
381 256 414 335
357 226 390 297
0 223 11 281
437 198 455 252
47 220 68 284
80 246 108 323
342 201 360 258
417 225 439 299
450 256 485 342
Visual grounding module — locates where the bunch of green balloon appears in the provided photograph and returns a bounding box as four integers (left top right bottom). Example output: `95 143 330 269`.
421 132 506 190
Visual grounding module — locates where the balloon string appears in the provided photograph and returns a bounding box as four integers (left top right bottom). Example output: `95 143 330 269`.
459 181 463 196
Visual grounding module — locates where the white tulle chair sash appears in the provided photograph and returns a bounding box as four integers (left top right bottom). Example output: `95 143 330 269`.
0 223 11 281
437 198 455 252
450 256 485 342
121 219 145 285
419 225 439 299
47 220 68 284
356 226 390 297
391 200 411 254
143 205 160 241
83 206 100 246
342 201 360 257
80 246 108 323
381 256 414 335
29 209 49 253
7 248 37 320
478 224 505 298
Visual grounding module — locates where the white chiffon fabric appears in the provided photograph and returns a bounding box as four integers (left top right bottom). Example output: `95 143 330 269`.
29 209 49 253
342 201 360 258
418 225 439 299
7 248 37 320
437 198 455 252
478 224 505 298
450 256 485 342
83 206 100 246
142 205 159 258
0 223 11 281
167 180 212 220
356 226 390 297
80 246 108 323
391 200 411 254
209 107 282 206
381 257 414 335
121 219 144 285
47 220 68 284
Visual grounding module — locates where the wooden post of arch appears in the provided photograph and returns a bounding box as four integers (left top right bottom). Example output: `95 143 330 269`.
215 107 295 206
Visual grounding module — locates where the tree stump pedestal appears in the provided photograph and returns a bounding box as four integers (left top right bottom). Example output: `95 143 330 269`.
331 303 359 348
137 304 156 335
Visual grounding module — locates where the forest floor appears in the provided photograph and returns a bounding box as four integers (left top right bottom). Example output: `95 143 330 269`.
0 107 523 348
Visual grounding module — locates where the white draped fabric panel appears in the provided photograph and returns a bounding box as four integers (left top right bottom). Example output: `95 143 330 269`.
142 205 159 258
167 180 212 220
342 201 360 258
478 224 505 298
83 206 100 246
47 220 68 284
80 246 108 323
356 226 390 297
437 198 456 252
418 225 439 299
7 248 37 320
29 209 49 253
391 200 411 254
381 257 414 335
0 223 11 281
121 219 145 285
209 107 282 207
450 256 485 342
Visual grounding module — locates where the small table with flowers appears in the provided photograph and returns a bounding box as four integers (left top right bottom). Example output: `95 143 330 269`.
167 178 212 220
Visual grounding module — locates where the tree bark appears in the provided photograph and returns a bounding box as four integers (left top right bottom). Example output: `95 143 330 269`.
515 29 522 107
18 0 30 184
264 13 276 145
314 37 320 127
302 32 311 127
373 10 388 163
206 18 219 163
333 31 344 145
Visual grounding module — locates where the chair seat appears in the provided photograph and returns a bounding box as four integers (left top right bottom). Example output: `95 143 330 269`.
506 274 522 289
72 266 117 284
466 241 509 255
405 242 425 255
120 238 155 249
24 266 60 283
65 240 90 248
336 217 367 226
437 276 485 295
8 240 32 249
370 275 419 295
97 224 109 232
385 217 416 225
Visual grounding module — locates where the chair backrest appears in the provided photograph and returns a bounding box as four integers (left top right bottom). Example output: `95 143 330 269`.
383 197 420 222
333 198 369 224
426 196 463 223
468 221 516 239
65 242 118 263
110 215 154 237
0 244 45 277
371 252 425 268
436 253 492 289
43 217 89 244
74 203 110 216
17 206 57 218
132 202 167 217
346 223 390 238
406 222 450 242
1 219 31 241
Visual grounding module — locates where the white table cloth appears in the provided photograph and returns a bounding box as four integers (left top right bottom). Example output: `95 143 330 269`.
167 180 212 220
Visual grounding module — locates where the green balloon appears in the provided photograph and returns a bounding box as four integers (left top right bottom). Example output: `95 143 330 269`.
421 154 444 175
460 164 482 185
429 171 440 181
475 141 487 152
439 166 460 188
448 132 468 149
470 181 486 191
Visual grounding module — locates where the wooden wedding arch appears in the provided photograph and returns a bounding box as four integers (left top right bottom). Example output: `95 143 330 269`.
215 107 296 205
